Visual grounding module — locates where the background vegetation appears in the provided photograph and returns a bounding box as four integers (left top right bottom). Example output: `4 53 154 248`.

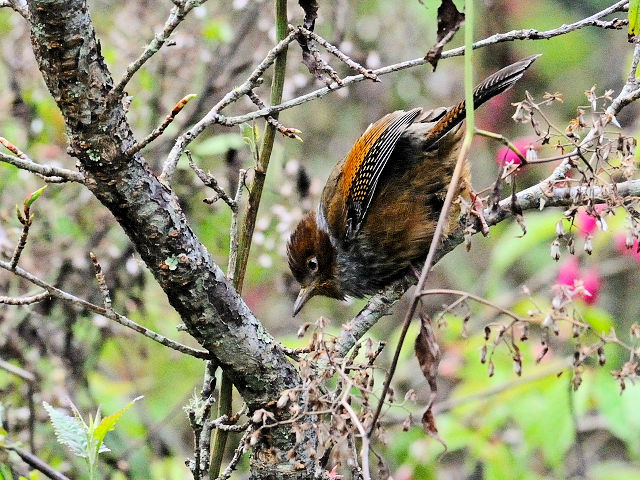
1 0 640 478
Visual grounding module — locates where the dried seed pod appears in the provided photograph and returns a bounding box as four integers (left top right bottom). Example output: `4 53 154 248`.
597 346 606 366
551 239 561 261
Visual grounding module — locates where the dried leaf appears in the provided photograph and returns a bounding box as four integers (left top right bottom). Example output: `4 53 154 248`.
415 315 441 395
425 0 465 70
298 0 318 31
421 407 447 450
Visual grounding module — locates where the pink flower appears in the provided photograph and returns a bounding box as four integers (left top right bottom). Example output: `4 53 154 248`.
556 257 601 305
575 204 606 237
496 138 537 166
615 234 640 263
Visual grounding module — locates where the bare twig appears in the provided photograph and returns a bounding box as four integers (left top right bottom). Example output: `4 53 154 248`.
110 0 206 101
188 152 237 210
161 29 298 184
247 90 302 140
0 260 209 359
297 26 378 81
213 1 628 128
126 94 197 156
0 357 36 382
89 252 113 313
420 289 527 323
341 393 371 480
0 291 50 306
0 145 84 183
186 361 217 480
214 427 252 480
9 200 35 270
8 446 71 480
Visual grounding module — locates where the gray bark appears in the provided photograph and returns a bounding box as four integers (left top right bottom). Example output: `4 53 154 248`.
25 1 315 477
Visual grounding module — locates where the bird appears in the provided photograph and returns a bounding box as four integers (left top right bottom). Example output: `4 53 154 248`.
287 55 539 315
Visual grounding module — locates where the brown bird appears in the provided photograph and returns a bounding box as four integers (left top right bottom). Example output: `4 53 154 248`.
287 55 539 315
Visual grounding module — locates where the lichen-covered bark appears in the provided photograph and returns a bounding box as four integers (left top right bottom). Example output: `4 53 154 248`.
26 1 315 477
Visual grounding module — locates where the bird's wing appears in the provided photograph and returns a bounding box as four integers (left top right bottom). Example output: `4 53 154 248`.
342 108 422 240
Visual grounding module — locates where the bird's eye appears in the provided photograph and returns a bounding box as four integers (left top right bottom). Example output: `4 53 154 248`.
307 257 318 273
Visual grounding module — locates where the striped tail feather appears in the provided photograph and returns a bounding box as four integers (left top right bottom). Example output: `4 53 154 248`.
423 54 540 149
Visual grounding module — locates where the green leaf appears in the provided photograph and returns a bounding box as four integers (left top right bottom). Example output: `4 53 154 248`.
24 186 46 208
43 402 89 458
0 461 15 480
93 396 143 450
629 0 640 37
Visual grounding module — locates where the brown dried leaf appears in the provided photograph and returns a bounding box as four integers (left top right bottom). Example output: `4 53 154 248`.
298 0 318 31
421 407 447 450
415 315 441 395
425 0 465 70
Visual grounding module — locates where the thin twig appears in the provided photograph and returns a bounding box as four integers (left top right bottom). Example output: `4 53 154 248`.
0 146 84 183
188 152 237 210
420 289 527 323
214 427 252 480
297 26 378 81
0 260 209 359
475 128 527 164
341 394 371 480
8 446 71 480
9 204 32 270
213 1 628 128
246 90 302 140
126 94 197 156
0 291 50 306
110 0 206 101
161 28 297 184
0 357 36 382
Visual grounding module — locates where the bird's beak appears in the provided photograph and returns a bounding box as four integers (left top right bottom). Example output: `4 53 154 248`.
293 286 314 316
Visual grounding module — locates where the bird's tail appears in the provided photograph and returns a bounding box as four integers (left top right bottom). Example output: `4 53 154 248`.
423 54 540 149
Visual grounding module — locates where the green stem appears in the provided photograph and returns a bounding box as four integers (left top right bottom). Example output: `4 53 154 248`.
209 1 288 478
233 0 289 289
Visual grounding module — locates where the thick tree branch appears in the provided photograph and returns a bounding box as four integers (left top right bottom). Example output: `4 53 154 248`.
26 1 315 477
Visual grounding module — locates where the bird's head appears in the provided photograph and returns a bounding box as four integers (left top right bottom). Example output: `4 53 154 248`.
287 211 343 315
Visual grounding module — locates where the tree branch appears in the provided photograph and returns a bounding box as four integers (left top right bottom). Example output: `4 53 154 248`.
337 24 640 357
0 259 209 359
109 0 206 101
212 0 628 127
0 149 84 183
26 1 316 476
